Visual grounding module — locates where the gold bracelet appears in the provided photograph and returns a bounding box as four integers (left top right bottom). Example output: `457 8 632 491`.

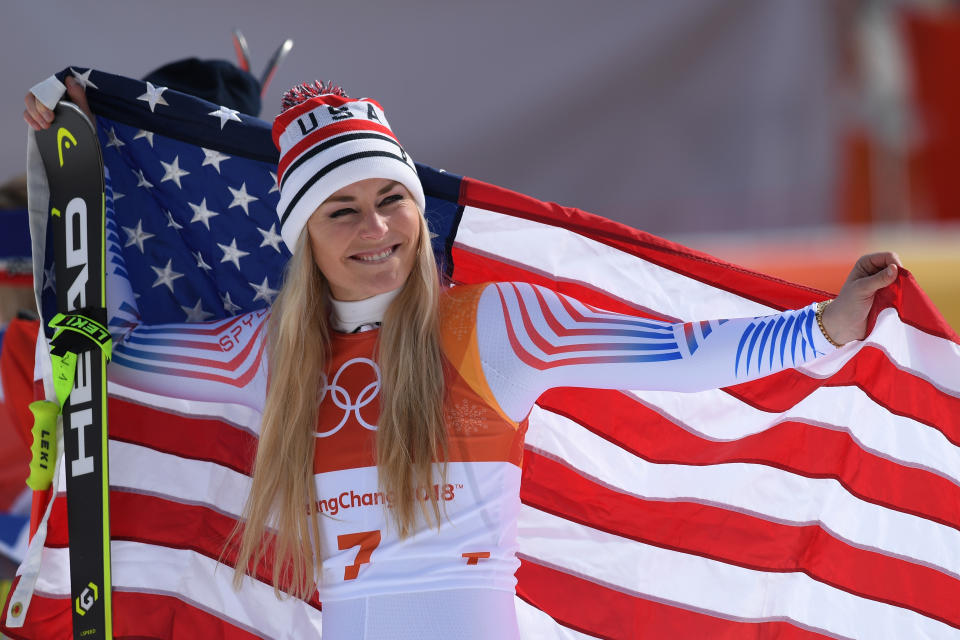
815 299 843 348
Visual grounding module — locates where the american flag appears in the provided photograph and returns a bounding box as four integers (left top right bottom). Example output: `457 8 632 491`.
3 67 960 639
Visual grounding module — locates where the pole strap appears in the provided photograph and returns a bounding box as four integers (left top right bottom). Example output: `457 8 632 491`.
47 310 111 411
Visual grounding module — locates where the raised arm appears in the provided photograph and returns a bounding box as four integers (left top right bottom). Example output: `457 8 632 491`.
475 252 901 421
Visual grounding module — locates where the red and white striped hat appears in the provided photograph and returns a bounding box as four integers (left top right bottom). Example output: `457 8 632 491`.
271 84 426 251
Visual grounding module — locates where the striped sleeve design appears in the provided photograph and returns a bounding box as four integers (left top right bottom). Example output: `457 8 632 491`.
475 281 833 421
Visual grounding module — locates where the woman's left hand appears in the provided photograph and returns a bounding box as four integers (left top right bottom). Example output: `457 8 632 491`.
820 252 903 346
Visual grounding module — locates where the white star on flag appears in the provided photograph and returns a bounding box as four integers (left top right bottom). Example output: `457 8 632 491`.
181 299 214 322
188 198 219 229
133 130 155 147
160 156 190 189
133 168 153 189
43 263 56 292
220 291 242 315
164 210 183 230
217 238 250 270
268 171 279 194
137 82 169 112
208 106 242 130
105 127 125 149
193 250 212 272
249 276 279 304
150 258 184 292
227 183 258 215
257 223 284 253
122 219 155 253
113 191 125 202
70 68 99 90
201 148 230 173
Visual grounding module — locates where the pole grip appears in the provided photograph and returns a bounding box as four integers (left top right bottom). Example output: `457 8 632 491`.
26 400 59 491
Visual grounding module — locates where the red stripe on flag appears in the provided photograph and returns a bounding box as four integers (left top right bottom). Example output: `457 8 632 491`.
1 589 265 640
539 387 960 532
727 346 960 447
1 580 72 640
113 591 265 640
108 398 257 476
521 450 960 630
515 558 837 640
868 271 960 345
0 273 33 286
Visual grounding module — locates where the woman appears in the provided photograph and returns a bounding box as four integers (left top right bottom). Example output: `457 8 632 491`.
25 80 901 639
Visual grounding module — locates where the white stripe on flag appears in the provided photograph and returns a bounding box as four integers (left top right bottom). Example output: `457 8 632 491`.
33 543 323 639
526 405 960 579
455 207 774 319
629 384 960 485
801 308 960 395
517 505 960 640
514 595 598 639
55 442 251 519
107 383 263 433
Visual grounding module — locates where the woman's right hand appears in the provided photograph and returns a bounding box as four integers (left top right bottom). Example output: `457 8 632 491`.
23 76 95 130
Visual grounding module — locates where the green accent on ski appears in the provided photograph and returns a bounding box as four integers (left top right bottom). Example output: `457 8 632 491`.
0 580 12 620
101 350 112 638
101 191 106 306
27 401 59 490
56 127 78 167
99 188 112 639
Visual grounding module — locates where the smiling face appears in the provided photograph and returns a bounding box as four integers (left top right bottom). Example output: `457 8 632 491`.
305 178 422 301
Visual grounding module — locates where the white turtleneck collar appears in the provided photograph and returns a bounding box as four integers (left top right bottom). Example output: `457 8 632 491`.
328 288 401 333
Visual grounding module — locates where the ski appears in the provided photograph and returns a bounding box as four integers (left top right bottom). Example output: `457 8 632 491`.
260 37 294 95
34 100 112 640
232 29 252 72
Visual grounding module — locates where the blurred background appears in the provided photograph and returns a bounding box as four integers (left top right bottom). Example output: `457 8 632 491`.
2 0 958 322
1 0 959 620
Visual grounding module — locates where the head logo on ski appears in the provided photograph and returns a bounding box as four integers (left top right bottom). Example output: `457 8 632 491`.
56 126 78 167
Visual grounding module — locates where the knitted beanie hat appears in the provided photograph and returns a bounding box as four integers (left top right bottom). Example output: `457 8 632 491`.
272 82 426 251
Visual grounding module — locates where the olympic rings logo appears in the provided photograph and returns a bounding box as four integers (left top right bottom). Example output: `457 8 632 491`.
316 357 381 438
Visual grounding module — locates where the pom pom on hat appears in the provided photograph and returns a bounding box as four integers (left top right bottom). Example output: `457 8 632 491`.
280 80 348 110
271 82 425 252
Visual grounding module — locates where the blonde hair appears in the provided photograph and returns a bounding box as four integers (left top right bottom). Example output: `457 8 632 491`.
229 213 447 599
